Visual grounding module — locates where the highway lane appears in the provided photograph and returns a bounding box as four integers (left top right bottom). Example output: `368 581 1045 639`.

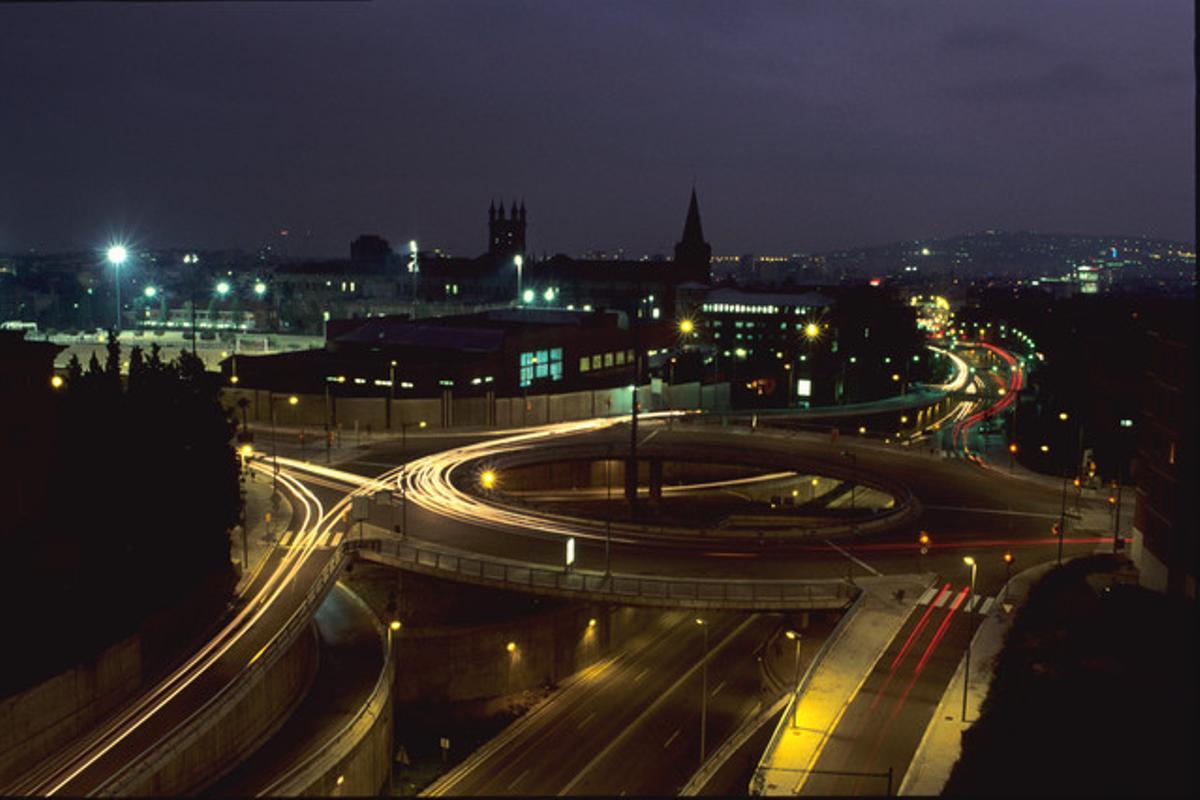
430 611 780 797
561 614 783 797
799 582 977 796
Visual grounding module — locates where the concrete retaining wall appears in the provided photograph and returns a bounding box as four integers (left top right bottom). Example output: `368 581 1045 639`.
121 626 318 796
393 602 665 704
0 635 143 787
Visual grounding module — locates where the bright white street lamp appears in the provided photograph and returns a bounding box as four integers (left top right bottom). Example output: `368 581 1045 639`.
216 280 231 296
253 281 267 297
107 244 129 331
143 285 157 299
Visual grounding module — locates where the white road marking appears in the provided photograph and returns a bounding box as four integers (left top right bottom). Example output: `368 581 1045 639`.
328 532 344 548
711 680 727 697
934 591 950 608
917 587 937 605
506 768 530 791
964 595 981 613
923 505 1060 518
822 538 883 576
978 597 995 615
663 729 681 749
577 711 596 731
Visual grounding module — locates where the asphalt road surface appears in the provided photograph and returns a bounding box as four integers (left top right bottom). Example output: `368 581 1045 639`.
801 581 979 796
432 611 783 796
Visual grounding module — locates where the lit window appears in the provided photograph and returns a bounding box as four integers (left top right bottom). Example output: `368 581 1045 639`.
604 352 614 368
580 356 591 372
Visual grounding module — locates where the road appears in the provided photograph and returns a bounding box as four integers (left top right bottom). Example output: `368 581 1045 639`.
800 581 978 795
278 418 1110 603
430 611 783 797
6 465 373 796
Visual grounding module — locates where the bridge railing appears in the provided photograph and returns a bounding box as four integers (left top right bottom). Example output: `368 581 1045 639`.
98 546 348 795
348 536 855 610
256 585 394 797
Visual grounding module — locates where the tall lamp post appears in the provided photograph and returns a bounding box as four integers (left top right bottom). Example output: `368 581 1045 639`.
408 240 419 306
514 254 524 302
695 617 709 765
106 245 128 332
183 253 199 352
269 394 299 489
961 555 977 721
785 630 802 728
840 450 857 509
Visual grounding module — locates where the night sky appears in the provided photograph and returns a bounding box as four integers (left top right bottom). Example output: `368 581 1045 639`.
1 1 1193 258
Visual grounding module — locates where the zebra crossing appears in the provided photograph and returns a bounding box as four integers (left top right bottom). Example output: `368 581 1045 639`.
276 529 344 549
916 584 997 615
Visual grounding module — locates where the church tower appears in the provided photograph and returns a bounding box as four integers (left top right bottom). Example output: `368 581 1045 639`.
674 189 712 284
488 198 526 259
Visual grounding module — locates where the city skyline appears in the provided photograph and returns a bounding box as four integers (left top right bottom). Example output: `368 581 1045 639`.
1 1 1194 257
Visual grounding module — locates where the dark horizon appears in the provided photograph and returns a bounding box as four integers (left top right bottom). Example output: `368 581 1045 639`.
1 1 1194 257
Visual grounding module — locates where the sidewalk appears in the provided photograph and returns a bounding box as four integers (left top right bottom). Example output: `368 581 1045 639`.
232 473 294 594
753 575 928 795
898 559 1056 795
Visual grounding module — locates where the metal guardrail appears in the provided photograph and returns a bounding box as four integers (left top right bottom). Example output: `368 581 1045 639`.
98 547 348 796
257 587 394 797
349 535 856 611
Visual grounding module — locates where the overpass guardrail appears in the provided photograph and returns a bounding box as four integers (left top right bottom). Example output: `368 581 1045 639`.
348 534 857 611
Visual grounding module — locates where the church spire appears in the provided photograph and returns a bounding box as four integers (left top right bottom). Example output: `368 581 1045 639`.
680 187 705 245
674 188 712 284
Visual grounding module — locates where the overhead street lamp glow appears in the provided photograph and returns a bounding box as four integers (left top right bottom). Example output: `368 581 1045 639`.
803 322 821 340
106 245 128 265
50 375 64 389
215 280 231 296
678 318 695 335
522 289 535 304
254 281 267 296
480 470 497 490
143 286 157 298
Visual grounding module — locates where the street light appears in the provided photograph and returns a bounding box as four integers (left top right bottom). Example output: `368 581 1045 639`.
1003 551 1014 593
918 531 930 572
183 254 200 353
962 555 977 721
480 470 497 490
678 318 695 335
107 244 128 331
50 374 64 389
254 280 267 297
514 254 523 300
803 321 820 340
143 285 157 299
695 617 709 765
785 630 802 728
216 280 231 297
